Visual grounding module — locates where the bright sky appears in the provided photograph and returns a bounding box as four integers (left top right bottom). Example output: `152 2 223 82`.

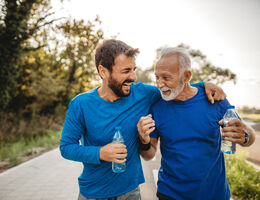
52 0 260 108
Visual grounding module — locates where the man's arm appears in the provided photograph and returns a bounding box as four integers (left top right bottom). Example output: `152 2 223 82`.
219 119 256 147
137 114 159 160
139 138 159 161
60 100 127 164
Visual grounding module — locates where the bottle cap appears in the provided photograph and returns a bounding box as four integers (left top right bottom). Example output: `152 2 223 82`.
227 105 235 109
115 126 121 130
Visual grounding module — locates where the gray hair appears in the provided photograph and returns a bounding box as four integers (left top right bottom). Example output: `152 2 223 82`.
159 47 191 75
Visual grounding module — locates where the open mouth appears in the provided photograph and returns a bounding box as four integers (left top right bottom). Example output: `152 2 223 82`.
162 90 170 95
122 82 132 88
160 88 171 95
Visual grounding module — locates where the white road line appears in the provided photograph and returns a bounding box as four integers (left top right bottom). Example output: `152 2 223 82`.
246 160 260 171
153 169 158 187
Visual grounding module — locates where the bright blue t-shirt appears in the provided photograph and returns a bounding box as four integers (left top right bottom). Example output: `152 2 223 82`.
60 83 161 198
150 87 231 200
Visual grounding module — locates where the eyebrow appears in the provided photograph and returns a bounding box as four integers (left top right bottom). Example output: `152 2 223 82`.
121 67 136 71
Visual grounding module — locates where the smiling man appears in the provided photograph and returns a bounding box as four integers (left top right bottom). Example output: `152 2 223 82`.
60 39 226 200
137 47 255 200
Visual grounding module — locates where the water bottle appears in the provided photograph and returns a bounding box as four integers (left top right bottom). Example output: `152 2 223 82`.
112 126 126 173
221 105 238 154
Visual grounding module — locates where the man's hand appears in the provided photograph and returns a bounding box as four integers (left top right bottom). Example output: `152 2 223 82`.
219 119 246 145
99 143 127 163
204 82 226 104
137 114 155 144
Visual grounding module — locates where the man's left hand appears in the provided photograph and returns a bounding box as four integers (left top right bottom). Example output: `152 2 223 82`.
204 82 226 104
219 119 246 145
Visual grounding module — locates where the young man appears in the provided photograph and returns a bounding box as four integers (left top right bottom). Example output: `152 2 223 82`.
60 40 226 200
138 47 255 200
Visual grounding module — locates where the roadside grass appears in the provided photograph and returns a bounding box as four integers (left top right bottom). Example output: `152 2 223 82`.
225 150 260 200
240 113 260 123
0 130 61 170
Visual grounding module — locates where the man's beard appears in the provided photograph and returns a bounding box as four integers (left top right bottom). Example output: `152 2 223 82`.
108 76 134 98
160 76 185 101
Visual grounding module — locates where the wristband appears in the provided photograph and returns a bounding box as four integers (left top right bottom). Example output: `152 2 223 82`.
244 132 249 144
140 142 151 151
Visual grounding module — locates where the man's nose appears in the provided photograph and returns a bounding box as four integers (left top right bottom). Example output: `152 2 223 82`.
156 79 164 89
130 71 137 82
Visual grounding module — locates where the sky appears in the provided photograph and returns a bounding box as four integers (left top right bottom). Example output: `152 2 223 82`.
52 0 260 108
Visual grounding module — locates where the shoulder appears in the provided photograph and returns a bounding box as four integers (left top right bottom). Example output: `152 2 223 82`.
151 98 167 110
215 98 230 114
132 82 159 93
132 82 161 102
69 88 98 107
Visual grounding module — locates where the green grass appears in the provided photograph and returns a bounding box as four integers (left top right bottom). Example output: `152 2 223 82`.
225 150 260 200
240 113 260 123
0 130 61 164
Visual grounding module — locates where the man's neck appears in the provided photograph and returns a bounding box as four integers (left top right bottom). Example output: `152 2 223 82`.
97 84 120 102
174 84 198 101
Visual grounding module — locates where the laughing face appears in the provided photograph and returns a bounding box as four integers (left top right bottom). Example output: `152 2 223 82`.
108 54 137 97
155 54 185 101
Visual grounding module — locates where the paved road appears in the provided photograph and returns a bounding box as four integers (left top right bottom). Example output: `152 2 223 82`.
0 148 160 200
0 148 81 200
0 123 259 200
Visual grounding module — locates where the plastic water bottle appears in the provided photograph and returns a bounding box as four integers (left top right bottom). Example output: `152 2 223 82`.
112 126 126 173
221 105 238 154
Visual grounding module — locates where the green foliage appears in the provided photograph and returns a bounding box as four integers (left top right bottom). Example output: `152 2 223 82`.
0 113 63 143
0 0 54 116
136 67 154 84
0 130 61 166
225 151 260 200
0 0 105 143
238 106 260 114
56 17 104 100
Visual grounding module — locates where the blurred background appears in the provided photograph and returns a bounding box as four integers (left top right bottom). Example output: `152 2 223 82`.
0 0 259 199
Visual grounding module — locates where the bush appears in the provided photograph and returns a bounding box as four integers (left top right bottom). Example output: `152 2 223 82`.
225 150 260 200
0 113 64 143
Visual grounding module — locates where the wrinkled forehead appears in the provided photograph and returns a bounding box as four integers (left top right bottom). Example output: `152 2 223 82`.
155 55 180 75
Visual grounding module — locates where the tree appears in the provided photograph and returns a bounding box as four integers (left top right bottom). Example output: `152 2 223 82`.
7 16 104 117
177 44 236 84
0 0 58 116
137 44 236 85
56 17 104 101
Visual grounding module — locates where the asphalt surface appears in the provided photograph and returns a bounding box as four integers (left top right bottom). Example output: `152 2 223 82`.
0 148 159 200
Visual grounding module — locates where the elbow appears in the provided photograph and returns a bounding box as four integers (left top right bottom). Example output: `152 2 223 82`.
140 152 155 161
59 144 69 159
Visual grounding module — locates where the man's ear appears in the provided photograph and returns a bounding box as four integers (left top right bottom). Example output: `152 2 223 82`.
184 70 192 83
98 65 109 79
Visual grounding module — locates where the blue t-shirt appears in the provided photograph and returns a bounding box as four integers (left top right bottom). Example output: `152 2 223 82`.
150 87 231 200
60 83 160 198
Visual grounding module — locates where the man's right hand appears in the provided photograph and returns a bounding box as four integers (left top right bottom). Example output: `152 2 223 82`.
99 143 127 163
137 114 155 144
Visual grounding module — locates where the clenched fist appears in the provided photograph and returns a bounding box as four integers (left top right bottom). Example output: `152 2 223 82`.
137 114 155 144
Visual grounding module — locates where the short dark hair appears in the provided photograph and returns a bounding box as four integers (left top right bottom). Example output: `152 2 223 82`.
95 39 139 73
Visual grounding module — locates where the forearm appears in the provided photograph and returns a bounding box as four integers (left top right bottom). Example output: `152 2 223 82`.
139 139 158 160
139 146 156 160
60 142 101 164
240 124 256 147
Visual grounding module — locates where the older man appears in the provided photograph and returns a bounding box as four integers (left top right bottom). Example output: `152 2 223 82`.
138 48 255 200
